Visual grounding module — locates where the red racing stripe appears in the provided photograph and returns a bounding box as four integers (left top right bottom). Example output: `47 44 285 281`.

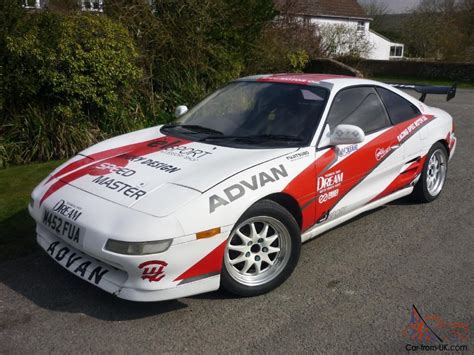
283 115 435 230
283 149 336 230
174 240 227 282
40 136 190 205
370 156 426 203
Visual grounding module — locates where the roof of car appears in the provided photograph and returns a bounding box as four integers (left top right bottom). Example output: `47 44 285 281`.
238 73 363 86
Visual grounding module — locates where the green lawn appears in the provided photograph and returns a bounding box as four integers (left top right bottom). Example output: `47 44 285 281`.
370 75 474 89
0 160 63 262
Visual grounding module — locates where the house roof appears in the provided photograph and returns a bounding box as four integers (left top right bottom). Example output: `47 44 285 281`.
274 0 371 20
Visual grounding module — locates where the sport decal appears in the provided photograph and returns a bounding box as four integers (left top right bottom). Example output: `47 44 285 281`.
159 146 213 161
40 136 190 205
283 148 337 230
209 164 288 213
337 144 358 157
46 241 109 285
139 260 168 282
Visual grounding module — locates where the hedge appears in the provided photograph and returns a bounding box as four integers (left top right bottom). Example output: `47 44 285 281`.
340 59 474 83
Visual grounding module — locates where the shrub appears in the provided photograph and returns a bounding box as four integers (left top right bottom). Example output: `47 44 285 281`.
1 9 146 165
106 0 276 110
3 12 142 125
245 2 322 74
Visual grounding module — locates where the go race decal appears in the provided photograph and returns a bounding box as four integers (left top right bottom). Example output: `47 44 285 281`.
40 136 190 205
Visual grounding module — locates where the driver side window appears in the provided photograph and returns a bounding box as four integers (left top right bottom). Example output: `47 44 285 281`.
326 87 391 134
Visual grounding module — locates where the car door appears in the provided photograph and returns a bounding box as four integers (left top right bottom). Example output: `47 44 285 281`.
314 86 404 224
375 86 425 161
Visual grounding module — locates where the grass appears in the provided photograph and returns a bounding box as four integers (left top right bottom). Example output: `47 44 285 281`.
370 75 474 89
0 160 63 262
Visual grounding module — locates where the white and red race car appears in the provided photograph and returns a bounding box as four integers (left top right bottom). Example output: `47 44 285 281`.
29 74 457 301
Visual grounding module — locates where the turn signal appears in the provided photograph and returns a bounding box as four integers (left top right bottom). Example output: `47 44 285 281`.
196 227 221 240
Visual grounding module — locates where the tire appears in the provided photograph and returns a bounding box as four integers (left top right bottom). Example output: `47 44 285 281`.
411 142 448 203
221 200 301 297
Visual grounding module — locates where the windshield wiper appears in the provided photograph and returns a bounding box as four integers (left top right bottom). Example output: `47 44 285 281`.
162 124 223 136
200 134 303 143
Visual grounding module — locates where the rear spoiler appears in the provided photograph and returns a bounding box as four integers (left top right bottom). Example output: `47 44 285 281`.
388 82 457 102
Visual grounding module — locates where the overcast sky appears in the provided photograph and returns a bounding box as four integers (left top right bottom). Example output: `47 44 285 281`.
359 0 422 13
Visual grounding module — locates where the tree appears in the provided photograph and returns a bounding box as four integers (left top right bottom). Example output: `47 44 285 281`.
319 24 373 58
403 0 472 61
359 0 389 30
106 0 276 115
246 1 322 73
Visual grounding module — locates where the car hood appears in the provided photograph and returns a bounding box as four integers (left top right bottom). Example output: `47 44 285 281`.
48 127 296 210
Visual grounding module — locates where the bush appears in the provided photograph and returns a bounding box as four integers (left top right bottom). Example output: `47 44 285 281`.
3 12 142 125
1 107 99 167
1 9 146 165
106 0 276 110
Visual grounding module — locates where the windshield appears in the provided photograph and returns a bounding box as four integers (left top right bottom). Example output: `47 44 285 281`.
161 81 329 148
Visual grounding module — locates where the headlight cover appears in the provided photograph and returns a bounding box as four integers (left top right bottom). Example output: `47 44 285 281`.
105 239 172 255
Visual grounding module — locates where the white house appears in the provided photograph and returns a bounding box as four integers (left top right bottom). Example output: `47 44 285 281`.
274 0 404 60
22 0 104 12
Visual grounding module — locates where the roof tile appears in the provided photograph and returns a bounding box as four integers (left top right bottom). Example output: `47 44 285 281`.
274 0 370 19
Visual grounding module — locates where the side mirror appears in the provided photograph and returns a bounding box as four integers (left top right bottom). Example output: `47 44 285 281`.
175 105 188 118
329 124 365 145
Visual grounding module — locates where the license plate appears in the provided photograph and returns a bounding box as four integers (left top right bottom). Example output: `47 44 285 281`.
42 209 84 246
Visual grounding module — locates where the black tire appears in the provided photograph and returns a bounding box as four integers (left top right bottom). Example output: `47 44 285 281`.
411 142 448 203
221 200 301 297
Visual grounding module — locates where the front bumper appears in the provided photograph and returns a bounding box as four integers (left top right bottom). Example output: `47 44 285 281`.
37 229 224 302
29 183 230 302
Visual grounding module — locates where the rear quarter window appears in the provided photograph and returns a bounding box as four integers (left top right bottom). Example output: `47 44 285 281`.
376 87 421 125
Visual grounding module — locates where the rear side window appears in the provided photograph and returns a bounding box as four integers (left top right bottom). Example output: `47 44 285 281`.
326 87 391 134
376 87 421 125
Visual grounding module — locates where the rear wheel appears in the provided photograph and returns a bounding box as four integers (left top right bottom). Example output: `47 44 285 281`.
411 142 448 202
221 200 301 297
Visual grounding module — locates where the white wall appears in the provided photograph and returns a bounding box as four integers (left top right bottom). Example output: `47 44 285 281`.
306 16 404 60
367 31 404 60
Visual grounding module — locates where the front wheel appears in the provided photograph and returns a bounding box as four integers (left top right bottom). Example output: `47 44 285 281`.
221 200 301 297
411 142 448 202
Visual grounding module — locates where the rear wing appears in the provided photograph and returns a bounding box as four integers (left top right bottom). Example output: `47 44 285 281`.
388 82 457 102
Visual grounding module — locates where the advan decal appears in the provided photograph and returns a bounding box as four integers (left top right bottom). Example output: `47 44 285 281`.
209 164 288 213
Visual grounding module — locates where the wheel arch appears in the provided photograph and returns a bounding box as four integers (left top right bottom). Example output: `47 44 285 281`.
437 138 450 156
259 193 303 231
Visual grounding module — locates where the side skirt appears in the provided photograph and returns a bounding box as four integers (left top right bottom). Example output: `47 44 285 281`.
301 186 414 243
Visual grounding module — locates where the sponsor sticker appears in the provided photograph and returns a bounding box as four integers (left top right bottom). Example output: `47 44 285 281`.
91 176 147 200
318 189 339 204
139 260 168 282
209 164 288 213
397 115 432 143
120 154 181 173
159 146 213 162
286 151 310 161
337 144 358 157
95 162 136 177
46 241 109 285
317 170 344 193
375 146 392 161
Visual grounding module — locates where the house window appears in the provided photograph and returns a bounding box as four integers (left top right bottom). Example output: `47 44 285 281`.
357 21 365 32
81 0 104 12
390 46 403 57
22 0 42 9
